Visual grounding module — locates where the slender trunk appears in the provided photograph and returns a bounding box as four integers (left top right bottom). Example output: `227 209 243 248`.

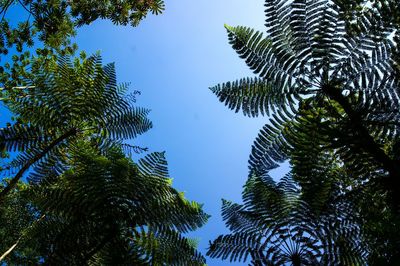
326 87 400 208
0 239 20 261
0 128 77 202
0 215 46 262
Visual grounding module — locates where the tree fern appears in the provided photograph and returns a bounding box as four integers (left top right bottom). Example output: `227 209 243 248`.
211 0 400 263
0 53 152 199
208 174 366 265
212 0 400 204
1 142 208 264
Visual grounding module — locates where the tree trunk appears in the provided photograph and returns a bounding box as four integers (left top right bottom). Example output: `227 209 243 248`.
0 128 77 202
326 87 400 209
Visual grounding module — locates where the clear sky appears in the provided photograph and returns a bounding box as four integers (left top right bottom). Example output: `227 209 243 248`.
73 1 268 265
1 1 292 265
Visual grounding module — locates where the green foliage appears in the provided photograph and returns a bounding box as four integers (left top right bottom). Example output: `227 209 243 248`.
0 181 39 264
0 1 208 265
1 142 208 264
213 0 399 198
208 174 366 265
210 0 400 263
332 0 400 85
0 0 164 50
70 0 165 27
0 0 165 87
0 51 209 264
0 53 151 198
333 0 400 35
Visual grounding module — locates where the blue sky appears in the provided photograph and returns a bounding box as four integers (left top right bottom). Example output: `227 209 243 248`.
1 1 292 265
72 0 266 265
75 1 271 265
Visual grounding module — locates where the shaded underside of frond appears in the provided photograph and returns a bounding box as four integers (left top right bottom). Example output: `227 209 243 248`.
209 174 367 265
12 143 208 264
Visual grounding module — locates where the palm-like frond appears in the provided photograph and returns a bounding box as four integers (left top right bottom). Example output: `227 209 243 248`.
138 151 170 179
7 55 152 140
211 0 400 263
8 142 208 264
134 226 206 265
210 77 301 117
70 0 166 27
0 53 152 198
249 109 295 173
208 174 367 265
0 123 49 153
212 0 399 183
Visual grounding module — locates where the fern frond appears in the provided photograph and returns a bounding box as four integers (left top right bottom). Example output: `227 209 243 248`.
138 151 169 179
213 0 400 263
103 107 152 139
249 109 295 174
208 232 262 263
209 174 367 265
211 77 304 117
0 124 49 153
0 53 153 198
135 226 206 265
12 142 208 264
225 25 299 89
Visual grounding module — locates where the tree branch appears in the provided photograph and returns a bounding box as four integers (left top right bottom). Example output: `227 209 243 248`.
0 0 13 20
325 87 400 207
0 239 20 262
0 214 46 262
0 128 77 202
